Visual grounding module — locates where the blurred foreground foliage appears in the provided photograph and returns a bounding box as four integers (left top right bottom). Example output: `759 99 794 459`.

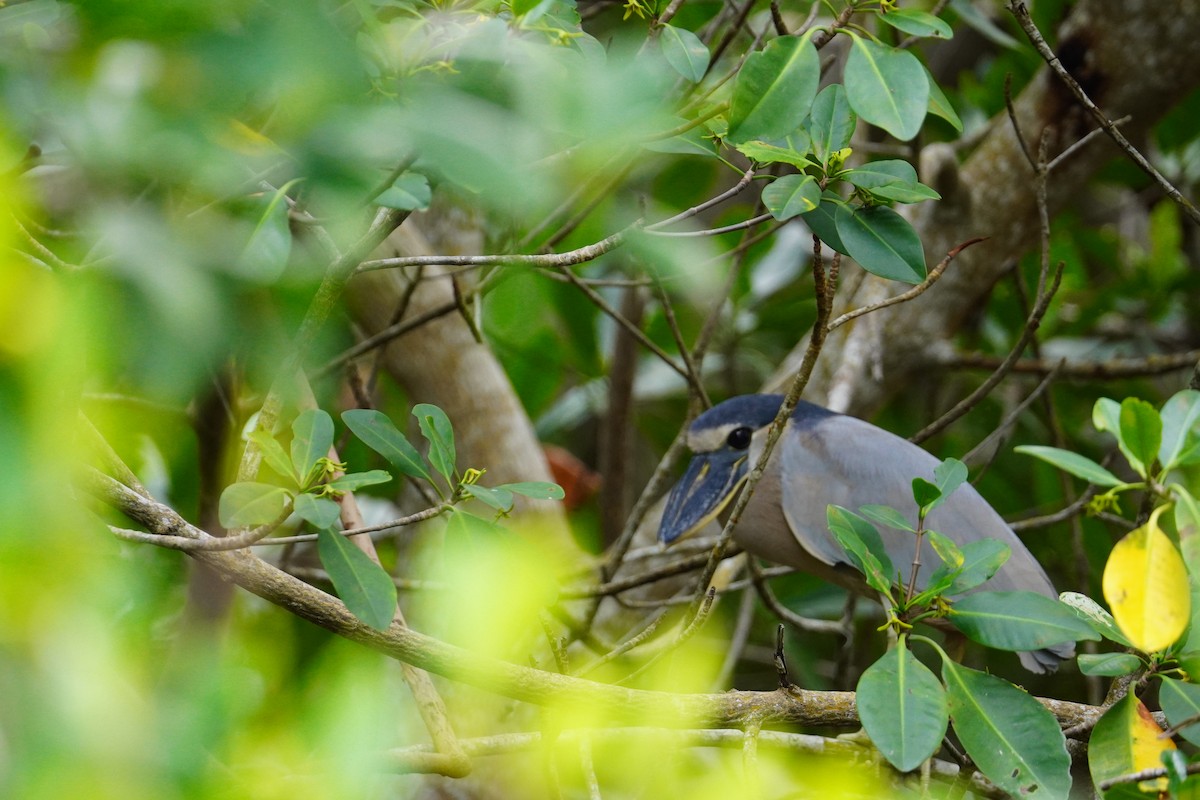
3 0 1200 797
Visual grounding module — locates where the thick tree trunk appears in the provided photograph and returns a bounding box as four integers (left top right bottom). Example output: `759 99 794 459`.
769 0 1200 415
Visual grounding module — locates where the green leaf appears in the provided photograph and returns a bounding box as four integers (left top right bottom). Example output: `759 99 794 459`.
413 403 457 483
924 65 963 132
376 171 431 211
827 505 895 596
250 430 298 484
1160 676 1200 746
1159 390 1200 469
293 493 341 529
923 458 967 514
878 8 953 39
1076 652 1142 677
949 0 1019 48
1059 591 1135 648
496 481 567 500
1093 397 1122 437
927 530 963 570
867 181 941 204
1013 445 1123 487
317 527 397 631
857 638 948 772
659 24 709 83
643 124 718 157
237 181 296 283
727 33 819 144
858 504 915 532
843 35 929 141
911 477 940 511
325 470 393 492
809 84 856 164
835 204 926 284
800 194 849 254
943 539 1010 595
949 590 1099 650
1089 691 1175 797
341 409 433 483
291 409 334 485
842 159 917 189
218 482 291 528
940 659 1071 799
733 134 813 169
762 174 821 220
1119 397 1162 477
462 483 515 512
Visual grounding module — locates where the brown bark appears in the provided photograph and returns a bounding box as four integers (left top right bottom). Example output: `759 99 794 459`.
768 0 1200 415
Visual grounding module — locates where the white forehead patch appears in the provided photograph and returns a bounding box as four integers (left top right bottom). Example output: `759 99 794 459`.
688 422 754 454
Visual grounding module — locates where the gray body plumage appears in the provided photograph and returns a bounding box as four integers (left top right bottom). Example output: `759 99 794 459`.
660 394 1073 673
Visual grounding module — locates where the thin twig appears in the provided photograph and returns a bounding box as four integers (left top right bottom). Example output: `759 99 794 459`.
941 349 1200 379
645 168 756 231
646 212 773 238
1008 1 1200 225
749 557 845 634
357 227 633 274
825 238 986 332
679 242 836 630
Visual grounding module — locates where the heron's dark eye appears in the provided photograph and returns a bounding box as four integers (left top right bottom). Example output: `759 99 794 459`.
727 426 752 450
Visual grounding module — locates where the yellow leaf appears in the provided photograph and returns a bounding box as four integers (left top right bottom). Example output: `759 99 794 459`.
1128 697 1177 792
1103 506 1190 652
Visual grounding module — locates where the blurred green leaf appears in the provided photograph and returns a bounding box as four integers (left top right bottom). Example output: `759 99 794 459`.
808 84 856 164
462 483 515 512
293 492 342 529
1119 397 1162 477
878 8 953 39
659 24 709 83
342 409 433 483
317 528 397 631
940 658 1071 799
497 481 566 500
291 409 334 485
250 430 298 484
949 590 1099 650
218 482 291 528
325 470 393 492
834 204 926 283
237 182 297 283
375 171 431 211
1159 390 1200 469
1013 445 1123 487
857 637 948 772
727 32 819 144
762 174 821 220
414 403 457 483
843 35 929 141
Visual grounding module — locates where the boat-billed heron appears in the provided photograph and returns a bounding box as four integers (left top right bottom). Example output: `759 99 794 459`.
659 394 1073 673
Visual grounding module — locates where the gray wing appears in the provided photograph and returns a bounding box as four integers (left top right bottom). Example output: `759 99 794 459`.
777 414 1057 599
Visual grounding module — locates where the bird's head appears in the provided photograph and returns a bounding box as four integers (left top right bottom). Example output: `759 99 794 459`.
659 394 785 545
